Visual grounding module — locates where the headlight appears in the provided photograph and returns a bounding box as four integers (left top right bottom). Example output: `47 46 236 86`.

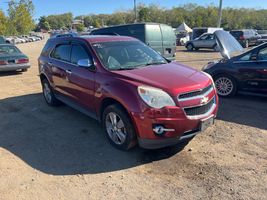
138 86 175 109
202 72 215 88
202 61 218 71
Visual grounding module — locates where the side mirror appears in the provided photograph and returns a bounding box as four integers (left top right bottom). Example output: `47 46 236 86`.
77 59 93 68
251 54 258 61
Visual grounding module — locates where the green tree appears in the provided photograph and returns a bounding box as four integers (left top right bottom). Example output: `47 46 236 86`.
0 10 8 35
7 0 35 35
37 16 50 31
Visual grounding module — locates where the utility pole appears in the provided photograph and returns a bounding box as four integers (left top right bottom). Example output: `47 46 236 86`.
134 0 137 23
217 0 223 27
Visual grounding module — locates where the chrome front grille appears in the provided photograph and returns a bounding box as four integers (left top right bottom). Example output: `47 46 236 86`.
184 97 215 117
178 84 213 101
177 84 216 119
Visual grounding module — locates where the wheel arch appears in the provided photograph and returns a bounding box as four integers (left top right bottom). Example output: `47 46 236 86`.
99 97 139 137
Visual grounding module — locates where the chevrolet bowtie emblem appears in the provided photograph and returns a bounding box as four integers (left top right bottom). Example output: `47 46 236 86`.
200 96 209 104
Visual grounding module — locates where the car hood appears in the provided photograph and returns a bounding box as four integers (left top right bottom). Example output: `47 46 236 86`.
112 62 211 96
214 30 244 59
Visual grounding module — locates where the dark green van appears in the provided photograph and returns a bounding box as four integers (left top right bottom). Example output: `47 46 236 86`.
90 23 176 60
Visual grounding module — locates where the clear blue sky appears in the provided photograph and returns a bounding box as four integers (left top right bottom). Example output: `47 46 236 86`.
0 0 266 20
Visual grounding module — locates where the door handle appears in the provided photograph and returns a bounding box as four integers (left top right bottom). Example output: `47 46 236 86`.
65 69 72 75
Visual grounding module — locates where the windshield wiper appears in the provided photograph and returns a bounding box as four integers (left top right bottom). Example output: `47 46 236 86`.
111 67 137 71
145 61 167 66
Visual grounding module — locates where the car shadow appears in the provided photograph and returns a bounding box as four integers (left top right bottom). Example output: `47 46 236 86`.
0 93 189 175
217 94 267 130
0 71 23 77
176 49 218 53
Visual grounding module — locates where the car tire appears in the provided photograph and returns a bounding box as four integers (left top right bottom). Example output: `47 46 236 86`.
103 104 137 150
186 43 194 51
213 45 220 52
21 69 28 72
41 78 61 106
214 74 237 97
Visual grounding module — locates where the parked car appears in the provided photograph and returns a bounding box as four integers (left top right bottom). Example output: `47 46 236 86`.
38 35 218 150
186 33 218 51
230 29 261 48
21 35 33 42
90 23 176 60
0 36 7 44
203 30 267 97
191 27 223 40
0 44 30 72
257 30 267 44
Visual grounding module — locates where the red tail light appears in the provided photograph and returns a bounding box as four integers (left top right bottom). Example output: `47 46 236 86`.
0 60 7 65
17 58 29 64
239 35 245 40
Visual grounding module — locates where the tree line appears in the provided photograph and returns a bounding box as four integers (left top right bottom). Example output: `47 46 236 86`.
38 4 267 31
0 0 35 36
1 3 267 36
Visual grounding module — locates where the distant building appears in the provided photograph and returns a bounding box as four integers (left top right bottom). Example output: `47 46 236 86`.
72 19 84 29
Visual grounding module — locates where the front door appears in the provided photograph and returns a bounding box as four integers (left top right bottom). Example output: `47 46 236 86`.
234 46 267 93
67 42 96 114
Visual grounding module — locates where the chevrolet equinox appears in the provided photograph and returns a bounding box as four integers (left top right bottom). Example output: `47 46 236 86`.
38 35 218 150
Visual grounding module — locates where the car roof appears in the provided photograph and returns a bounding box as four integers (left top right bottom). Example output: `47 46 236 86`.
49 35 139 43
0 44 15 47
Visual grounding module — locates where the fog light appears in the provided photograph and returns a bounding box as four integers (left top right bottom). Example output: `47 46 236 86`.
153 125 175 135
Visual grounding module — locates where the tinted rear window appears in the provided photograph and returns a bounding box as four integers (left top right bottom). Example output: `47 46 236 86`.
230 31 243 38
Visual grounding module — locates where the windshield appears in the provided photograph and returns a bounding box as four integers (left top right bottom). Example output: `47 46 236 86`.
0 45 20 55
92 41 167 70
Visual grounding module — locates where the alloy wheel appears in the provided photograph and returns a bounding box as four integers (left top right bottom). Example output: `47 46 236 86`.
215 77 234 96
43 82 52 103
105 112 127 145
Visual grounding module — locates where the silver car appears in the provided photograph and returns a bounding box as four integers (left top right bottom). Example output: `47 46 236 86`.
186 33 218 51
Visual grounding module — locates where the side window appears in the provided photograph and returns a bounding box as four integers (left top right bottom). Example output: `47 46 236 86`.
239 53 252 61
71 44 90 64
258 47 267 61
50 44 71 62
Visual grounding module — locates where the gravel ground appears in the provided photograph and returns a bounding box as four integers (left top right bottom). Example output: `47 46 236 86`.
0 38 266 200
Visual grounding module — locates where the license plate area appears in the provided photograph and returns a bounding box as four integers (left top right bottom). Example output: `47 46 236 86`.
200 117 214 131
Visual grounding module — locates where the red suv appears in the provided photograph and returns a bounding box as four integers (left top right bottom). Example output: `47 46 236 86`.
38 35 218 150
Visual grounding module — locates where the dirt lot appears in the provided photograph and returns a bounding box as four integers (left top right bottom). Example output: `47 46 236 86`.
0 38 266 200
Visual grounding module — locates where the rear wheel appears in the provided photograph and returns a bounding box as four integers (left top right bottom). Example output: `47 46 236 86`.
214 75 237 97
103 104 136 150
186 43 194 51
41 78 61 106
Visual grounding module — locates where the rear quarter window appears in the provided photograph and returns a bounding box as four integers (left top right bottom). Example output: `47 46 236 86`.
41 40 54 57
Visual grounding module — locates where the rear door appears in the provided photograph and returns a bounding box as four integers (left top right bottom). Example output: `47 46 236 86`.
49 42 73 98
145 24 163 55
159 24 176 59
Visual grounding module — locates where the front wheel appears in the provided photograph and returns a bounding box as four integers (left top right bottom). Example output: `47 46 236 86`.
214 75 237 97
103 104 137 150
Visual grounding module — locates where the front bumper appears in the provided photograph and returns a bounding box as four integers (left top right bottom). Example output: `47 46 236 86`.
132 93 218 149
0 63 30 72
138 128 203 149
